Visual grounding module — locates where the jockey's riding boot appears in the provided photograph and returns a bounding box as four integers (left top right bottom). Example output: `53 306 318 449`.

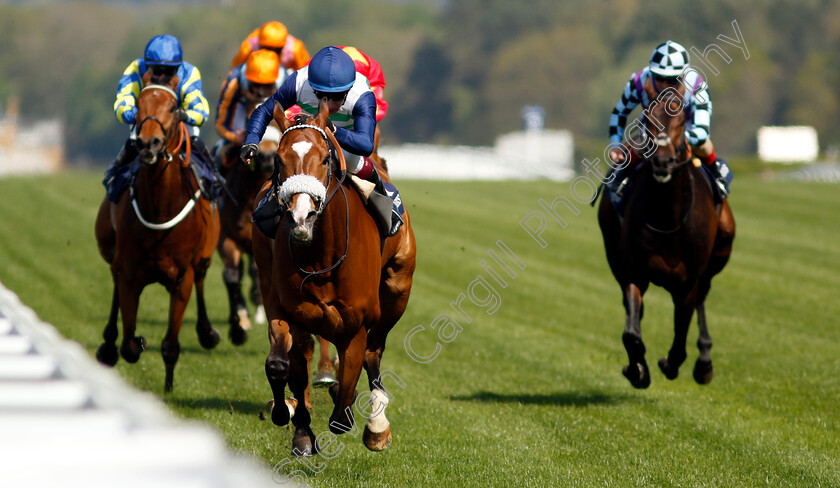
607 164 630 198
363 164 403 238
114 139 138 167
712 158 732 199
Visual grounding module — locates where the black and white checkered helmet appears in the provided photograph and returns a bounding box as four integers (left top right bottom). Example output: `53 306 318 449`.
649 41 690 77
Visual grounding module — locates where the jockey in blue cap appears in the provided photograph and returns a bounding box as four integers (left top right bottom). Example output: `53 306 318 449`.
241 45 402 237
109 34 211 171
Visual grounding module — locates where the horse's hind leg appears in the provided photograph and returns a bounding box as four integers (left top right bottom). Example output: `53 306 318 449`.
693 302 714 384
96 282 120 366
361 333 396 452
194 264 221 349
312 336 337 388
248 256 266 325
622 283 651 388
658 288 697 380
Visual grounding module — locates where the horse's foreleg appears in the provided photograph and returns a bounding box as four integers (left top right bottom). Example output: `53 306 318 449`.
96 282 120 366
328 328 366 436
693 302 714 384
266 313 294 427
117 275 145 365
622 283 650 388
220 237 251 342
194 265 221 350
312 336 337 388
658 289 697 381
162 269 194 393
288 330 317 457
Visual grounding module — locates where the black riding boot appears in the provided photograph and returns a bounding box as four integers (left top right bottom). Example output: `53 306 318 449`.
362 165 403 237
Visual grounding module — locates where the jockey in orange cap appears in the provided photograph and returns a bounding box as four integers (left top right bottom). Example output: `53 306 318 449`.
214 49 289 169
336 46 389 122
231 21 310 71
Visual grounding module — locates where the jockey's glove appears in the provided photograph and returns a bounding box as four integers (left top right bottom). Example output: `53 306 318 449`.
240 143 258 163
175 109 190 123
326 119 336 133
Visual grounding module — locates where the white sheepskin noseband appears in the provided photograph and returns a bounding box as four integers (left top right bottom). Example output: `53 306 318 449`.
279 174 327 209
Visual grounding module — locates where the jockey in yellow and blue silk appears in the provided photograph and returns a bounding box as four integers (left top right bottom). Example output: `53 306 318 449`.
607 40 732 199
111 34 210 167
240 46 403 237
231 21 310 72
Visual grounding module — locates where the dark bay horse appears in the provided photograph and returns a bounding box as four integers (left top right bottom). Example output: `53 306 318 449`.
94 78 221 393
598 78 735 388
217 124 278 344
252 100 416 455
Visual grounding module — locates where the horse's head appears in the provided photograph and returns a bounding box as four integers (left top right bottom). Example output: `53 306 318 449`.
273 100 337 242
135 74 181 164
254 125 280 175
643 80 690 183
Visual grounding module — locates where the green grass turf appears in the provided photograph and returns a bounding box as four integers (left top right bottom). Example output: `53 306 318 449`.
0 170 838 487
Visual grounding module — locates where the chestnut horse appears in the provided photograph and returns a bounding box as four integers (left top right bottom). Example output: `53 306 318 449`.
217 121 338 386
94 79 221 393
253 100 415 455
598 79 735 389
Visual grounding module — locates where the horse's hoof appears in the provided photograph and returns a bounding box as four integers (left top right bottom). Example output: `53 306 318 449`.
312 371 337 388
658 358 680 380
291 427 318 457
229 324 248 346
693 359 714 384
198 327 221 350
236 309 252 331
622 362 650 389
268 398 295 426
363 425 392 452
96 342 119 366
120 336 145 364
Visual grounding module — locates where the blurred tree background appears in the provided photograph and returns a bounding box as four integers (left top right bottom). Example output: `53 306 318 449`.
0 0 838 164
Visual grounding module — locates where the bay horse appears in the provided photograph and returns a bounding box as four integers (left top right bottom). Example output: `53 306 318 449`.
94 77 221 393
252 100 416 455
598 78 735 389
216 123 278 345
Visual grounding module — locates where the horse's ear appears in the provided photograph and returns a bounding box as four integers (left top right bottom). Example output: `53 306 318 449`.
314 98 330 128
273 102 292 131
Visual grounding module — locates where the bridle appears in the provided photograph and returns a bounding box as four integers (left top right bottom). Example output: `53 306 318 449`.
130 84 201 230
278 122 350 288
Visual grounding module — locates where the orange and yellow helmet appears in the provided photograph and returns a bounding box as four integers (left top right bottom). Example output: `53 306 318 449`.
245 49 281 84
258 21 288 49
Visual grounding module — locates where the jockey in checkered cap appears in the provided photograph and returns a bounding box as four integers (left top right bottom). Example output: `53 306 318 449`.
606 40 732 199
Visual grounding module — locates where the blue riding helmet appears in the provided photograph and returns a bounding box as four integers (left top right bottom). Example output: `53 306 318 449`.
307 46 355 93
144 34 183 67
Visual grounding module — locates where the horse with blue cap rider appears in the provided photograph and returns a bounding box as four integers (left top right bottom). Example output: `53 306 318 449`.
241 45 403 237
107 34 216 197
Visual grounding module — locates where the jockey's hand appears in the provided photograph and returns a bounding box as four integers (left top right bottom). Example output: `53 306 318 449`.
325 119 336 133
234 130 247 146
240 143 258 164
608 147 626 165
174 109 189 123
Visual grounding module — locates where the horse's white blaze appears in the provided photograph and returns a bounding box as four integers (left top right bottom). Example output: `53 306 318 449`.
290 194 315 238
291 141 313 162
366 389 390 433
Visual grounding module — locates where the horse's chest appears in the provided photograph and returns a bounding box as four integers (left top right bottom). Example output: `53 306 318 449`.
647 255 688 285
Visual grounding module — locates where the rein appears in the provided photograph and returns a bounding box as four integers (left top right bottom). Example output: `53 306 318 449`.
279 123 350 289
130 84 200 230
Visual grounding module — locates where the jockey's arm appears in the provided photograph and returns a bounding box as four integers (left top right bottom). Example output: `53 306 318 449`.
608 75 642 146
685 87 712 147
178 65 209 127
215 76 240 142
333 92 377 157
244 73 298 146
114 60 142 125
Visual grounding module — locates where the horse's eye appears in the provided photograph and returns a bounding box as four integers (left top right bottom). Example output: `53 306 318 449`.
323 156 330 165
